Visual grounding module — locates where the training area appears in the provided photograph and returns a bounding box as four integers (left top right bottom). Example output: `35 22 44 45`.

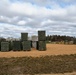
0 30 76 75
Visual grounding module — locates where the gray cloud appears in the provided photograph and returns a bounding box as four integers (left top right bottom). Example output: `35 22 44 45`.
0 0 76 38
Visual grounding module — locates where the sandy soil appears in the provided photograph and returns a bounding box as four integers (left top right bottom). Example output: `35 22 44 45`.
0 44 76 58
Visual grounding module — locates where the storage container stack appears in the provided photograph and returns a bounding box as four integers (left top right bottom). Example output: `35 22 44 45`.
38 31 46 51
21 33 31 51
0 30 47 52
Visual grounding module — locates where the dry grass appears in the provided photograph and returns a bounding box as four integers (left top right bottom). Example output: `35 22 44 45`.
12 72 76 75
16 72 76 75
0 54 76 74
0 44 76 58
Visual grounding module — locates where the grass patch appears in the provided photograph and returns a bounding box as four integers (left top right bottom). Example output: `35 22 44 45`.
0 54 76 74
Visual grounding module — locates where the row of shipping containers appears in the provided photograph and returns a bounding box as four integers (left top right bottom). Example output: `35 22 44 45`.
0 31 46 52
0 41 46 52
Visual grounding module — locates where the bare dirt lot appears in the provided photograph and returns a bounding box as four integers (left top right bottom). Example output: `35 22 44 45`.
0 44 76 58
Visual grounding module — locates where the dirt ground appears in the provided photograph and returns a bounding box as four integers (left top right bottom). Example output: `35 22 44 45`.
0 44 76 58
15 72 76 75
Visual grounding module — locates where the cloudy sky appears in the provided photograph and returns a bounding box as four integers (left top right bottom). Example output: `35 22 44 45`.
0 0 76 38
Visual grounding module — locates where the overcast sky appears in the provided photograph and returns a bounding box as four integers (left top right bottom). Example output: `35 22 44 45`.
0 0 76 38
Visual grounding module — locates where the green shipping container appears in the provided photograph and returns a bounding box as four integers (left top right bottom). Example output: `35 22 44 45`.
1 42 9 52
13 41 21 51
38 31 46 41
21 33 28 41
22 41 31 51
38 41 46 51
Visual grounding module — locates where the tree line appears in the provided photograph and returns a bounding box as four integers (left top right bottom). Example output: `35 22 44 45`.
46 35 76 44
